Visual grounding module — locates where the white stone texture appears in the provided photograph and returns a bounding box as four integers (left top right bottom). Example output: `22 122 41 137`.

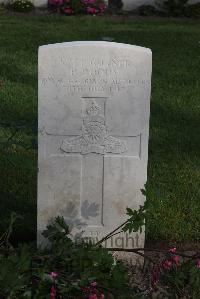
38 41 152 256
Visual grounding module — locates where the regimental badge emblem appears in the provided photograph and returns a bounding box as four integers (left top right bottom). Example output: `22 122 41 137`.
61 100 128 155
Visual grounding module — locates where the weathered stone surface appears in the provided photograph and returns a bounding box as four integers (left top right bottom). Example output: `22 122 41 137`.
38 41 152 255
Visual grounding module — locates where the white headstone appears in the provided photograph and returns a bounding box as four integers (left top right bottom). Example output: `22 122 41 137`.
38 41 152 255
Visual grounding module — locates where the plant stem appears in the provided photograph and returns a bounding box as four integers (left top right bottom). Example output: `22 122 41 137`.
94 220 128 246
107 247 200 259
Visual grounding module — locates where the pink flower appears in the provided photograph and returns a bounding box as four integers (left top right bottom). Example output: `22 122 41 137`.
99 3 106 12
90 281 97 287
50 286 56 299
151 266 161 286
49 0 63 5
196 259 200 268
86 6 98 14
82 0 96 3
168 247 176 253
83 0 96 3
63 7 74 14
172 255 180 265
162 259 173 270
99 294 105 299
50 272 58 279
88 294 98 299
81 286 89 293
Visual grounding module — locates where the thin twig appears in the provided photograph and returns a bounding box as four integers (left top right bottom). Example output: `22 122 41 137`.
108 247 155 263
106 247 200 259
94 220 128 246
104 230 124 240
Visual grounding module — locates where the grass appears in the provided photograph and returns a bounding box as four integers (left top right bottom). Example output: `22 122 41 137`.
0 11 200 245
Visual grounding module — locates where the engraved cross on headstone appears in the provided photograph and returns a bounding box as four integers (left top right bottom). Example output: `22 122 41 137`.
60 97 133 227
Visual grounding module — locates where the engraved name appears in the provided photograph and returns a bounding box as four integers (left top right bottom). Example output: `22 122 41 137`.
40 55 150 94
60 57 133 69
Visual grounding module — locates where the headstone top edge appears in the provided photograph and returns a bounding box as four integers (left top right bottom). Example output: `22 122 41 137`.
38 41 152 55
